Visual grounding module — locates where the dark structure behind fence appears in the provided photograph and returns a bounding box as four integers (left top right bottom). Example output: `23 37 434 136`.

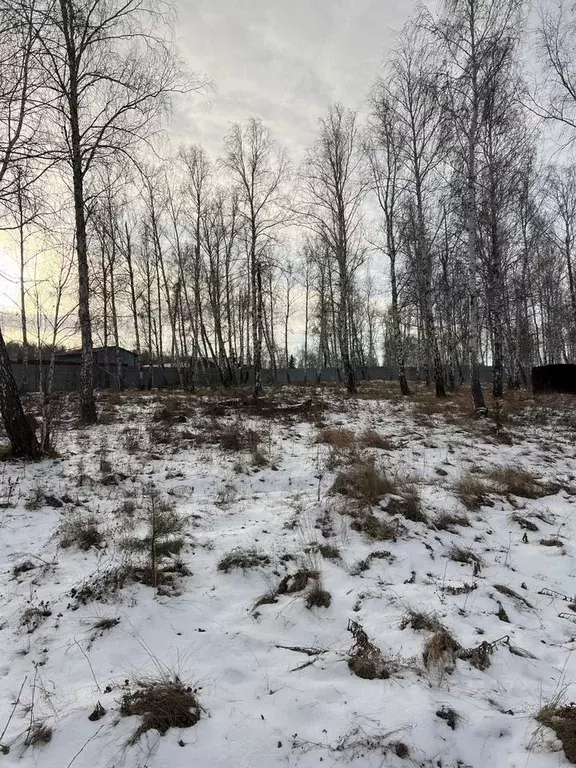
11 361 496 393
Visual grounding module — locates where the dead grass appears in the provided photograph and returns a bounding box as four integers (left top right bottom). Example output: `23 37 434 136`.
350 550 394 575
120 678 200 745
455 473 493 511
331 458 395 505
423 629 461 674
448 546 483 574
217 547 270 573
537 702 576 763
92 616 120 631
350 513 399 541
359 429 397 450
385 486 426 523
316 427 356 448
434 511 471 530
400 609 444 633
487 466 553 499
305 581 332 609
493 584 533 609
25 723 52 747
60 513 102 550
347 620 390 680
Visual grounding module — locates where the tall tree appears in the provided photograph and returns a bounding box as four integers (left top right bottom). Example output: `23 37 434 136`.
36 0 191 422
223 118 289 398
301 104 365 394
430 0 523 410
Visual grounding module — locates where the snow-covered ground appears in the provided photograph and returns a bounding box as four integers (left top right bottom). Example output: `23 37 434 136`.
1 384 576 768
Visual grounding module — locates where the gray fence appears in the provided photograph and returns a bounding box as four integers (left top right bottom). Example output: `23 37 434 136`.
11 361 496 393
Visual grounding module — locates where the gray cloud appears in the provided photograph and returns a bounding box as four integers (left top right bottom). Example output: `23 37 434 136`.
172 0 417 157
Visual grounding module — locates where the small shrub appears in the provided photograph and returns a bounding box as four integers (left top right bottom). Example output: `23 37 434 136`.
540 537 564 547
60 514 102 550
120 678 200 745
537 702 576 763
25 723 52 747
217 547 270 573
68 565 131 608
332 458 395 505
124 488 186 587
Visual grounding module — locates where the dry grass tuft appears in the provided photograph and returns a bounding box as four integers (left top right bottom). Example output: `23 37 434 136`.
423 630 461 673
455 473 493 511
385 486 426 523
537 702 576 763
60 513 102 550
120 678 200 745
217 547 270 573
25 723 52 747
305 581 332 609
487 466 552 499
347 620 390 680
350 550 394 575
448 546 483 574
400 609 444 633
316 427 356 448
434 511 471 530
359 429 397 450
539 537 564 547
332 458 395 505
277 569 319 594
350 513 399 541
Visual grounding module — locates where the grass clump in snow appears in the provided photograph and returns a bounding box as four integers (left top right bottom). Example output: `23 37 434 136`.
305 580 332 609
537 701 576 764
120 677 200 745
331 458 395 505
359 429 397 450
455 473 493 510
448 546 483 575
305 542 341 561
217 547 270 573
350 513 399 541
24 722 53 747
347 620 390 680
350 550 394 575
316 427 356 448
400 609 444 633
60 513 102 551
423 630 461 674
434 511 471 530
487 466 553 499
384 486 426 523
540 537 564 547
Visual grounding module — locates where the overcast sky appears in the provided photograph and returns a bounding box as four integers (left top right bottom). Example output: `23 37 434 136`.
171 0 419 159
